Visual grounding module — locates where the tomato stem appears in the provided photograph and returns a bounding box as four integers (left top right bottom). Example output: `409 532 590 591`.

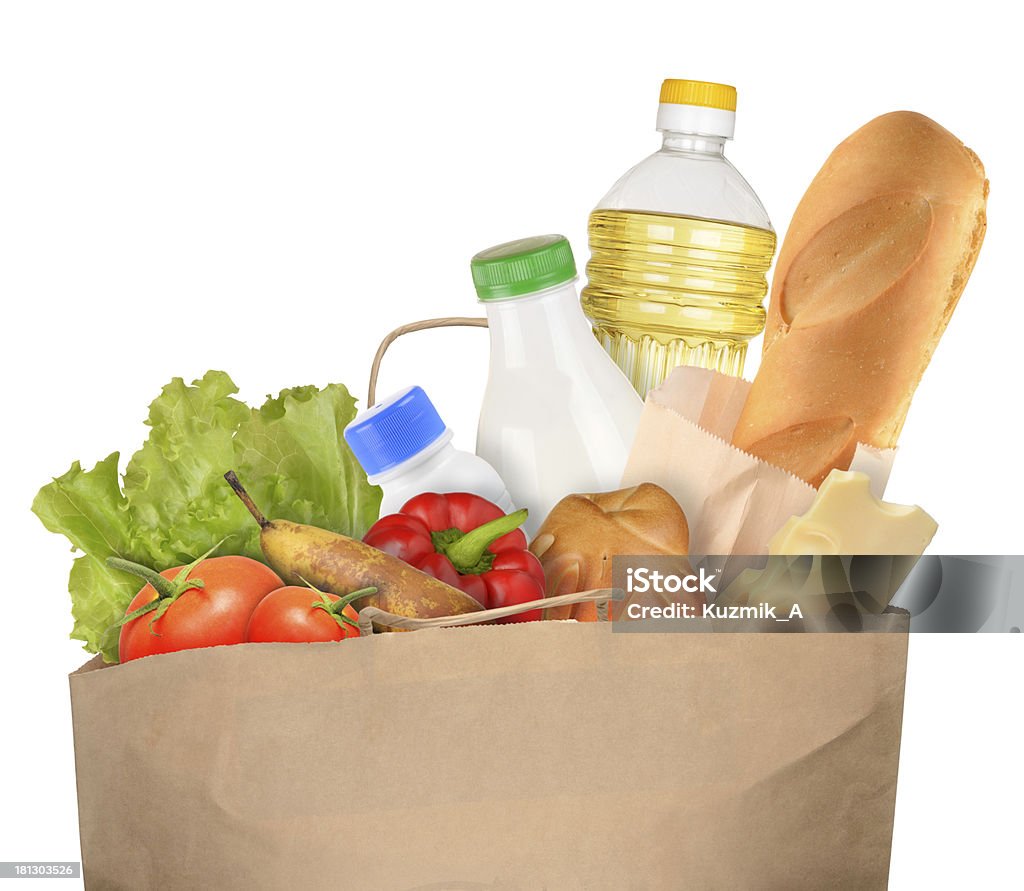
106 558 178 599
328 586 378 612
106 541 224 635
115 597 162 627
303 579 377 632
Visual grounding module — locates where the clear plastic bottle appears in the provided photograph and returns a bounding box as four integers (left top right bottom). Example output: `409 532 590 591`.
344 385 514 516
582 79 776 396
471 235 643 538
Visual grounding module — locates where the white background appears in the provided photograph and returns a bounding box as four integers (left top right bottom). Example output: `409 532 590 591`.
1 1 1021 888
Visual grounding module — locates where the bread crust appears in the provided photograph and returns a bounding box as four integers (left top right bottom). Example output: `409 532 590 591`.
529 484 693 619
732 112 988 485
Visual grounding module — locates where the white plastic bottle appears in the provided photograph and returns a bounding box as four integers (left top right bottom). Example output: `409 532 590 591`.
471 235 643 538
344 386 514 516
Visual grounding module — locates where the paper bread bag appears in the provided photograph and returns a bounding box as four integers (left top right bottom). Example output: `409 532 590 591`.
621 366 895 558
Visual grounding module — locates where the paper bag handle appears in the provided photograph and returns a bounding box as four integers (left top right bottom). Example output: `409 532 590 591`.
357 588 621 636
368 316 488 406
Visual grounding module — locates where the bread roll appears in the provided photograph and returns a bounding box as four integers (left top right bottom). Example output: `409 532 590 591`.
732 111 988 486
529 483 693 619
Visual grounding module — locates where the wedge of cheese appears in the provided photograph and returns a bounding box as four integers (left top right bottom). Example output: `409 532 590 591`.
770 470 937 556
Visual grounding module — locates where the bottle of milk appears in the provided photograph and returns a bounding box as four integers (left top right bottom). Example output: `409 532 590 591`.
471 235 643 538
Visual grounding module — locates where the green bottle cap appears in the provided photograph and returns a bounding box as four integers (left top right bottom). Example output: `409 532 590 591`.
470 234 577 301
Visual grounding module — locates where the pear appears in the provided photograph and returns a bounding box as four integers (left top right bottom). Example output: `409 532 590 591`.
225 471 483 624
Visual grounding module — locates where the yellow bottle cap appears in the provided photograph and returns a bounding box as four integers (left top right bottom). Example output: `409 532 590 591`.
659 79 737 113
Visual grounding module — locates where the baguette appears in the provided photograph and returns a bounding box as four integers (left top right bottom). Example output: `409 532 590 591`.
732 111 988 486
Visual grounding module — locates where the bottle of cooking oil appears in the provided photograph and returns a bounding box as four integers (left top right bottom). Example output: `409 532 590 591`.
581 79 776 396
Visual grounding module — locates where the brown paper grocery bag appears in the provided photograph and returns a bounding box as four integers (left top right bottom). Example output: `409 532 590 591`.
70 613 908 890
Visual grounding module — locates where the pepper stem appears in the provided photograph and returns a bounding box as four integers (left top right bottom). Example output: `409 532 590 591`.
443 509 528 574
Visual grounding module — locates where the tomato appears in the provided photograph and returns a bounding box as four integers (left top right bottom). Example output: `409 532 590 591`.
245 586 363 643
118 555 283 662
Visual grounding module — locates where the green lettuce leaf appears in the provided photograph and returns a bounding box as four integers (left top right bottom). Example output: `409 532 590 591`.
125 371 253 565
31 453 132 558
32 372 380 663
67 555 139 662
32 453 141 662
235 384 381 541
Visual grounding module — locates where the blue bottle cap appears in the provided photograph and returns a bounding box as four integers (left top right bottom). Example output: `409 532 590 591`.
343 386 448 477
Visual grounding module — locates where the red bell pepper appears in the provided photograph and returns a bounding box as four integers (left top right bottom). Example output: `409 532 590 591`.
363 492 547 623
